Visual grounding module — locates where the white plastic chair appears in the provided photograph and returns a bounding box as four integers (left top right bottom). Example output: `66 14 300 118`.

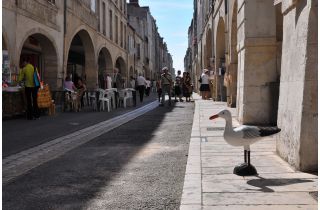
105 88 116 109
126 88 135 105
126 89 134 106
98 89 111 112
118 89 133 108
82 91 89 106
88 91 97 111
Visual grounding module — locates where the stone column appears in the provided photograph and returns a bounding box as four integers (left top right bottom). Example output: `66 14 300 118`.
228 63 237 107
276 0 318 172
237 0 278 124
85 58 98 89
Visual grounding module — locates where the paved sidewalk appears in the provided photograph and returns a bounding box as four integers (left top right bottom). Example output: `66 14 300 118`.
180 94 318 210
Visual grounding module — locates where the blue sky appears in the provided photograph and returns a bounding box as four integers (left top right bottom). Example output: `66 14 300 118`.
138 0 194 72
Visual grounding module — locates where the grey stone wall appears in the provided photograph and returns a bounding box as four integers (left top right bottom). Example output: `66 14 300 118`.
276 0 318 172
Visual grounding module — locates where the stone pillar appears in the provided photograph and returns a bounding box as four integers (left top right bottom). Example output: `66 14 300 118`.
85 58 98 89
237 0 278 124
229 63 237 107
276 0 318 172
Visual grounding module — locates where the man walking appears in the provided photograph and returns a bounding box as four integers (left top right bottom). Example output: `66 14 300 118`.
159 67 172 106
136 73 147 102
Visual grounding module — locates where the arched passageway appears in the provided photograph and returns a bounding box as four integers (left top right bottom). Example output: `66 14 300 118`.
19 33 58 89
98 47 113 89
115 56 127 86
67 30 95 89
215 18 227 102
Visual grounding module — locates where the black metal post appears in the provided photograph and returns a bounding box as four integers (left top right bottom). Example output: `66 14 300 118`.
244 150 247 163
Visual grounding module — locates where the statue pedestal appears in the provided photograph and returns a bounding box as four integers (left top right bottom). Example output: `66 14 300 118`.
233 163 258 176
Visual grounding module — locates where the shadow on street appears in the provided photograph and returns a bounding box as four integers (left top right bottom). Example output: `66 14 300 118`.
3 100 194 210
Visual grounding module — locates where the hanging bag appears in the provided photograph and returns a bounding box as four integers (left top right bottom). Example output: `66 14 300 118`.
33 68 41 87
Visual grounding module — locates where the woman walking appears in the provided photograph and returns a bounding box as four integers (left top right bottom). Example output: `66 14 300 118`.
200 69 210 100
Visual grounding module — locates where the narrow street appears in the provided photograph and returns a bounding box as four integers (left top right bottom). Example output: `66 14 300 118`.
3 100 194 210
2 0 317 209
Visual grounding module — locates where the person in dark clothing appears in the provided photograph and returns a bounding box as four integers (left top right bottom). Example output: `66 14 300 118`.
75 78 87 108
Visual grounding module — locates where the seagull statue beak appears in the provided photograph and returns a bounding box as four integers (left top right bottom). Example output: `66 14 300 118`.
209 114 219 120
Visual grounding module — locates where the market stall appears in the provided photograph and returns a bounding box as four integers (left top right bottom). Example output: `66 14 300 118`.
2 86 26 118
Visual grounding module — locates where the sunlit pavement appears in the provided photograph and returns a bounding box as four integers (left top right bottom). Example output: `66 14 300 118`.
180 94 318 210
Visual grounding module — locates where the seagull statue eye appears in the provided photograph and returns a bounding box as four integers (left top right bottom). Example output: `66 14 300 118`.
222 112 224 115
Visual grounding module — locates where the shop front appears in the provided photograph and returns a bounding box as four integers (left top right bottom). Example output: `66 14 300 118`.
2 33 58 118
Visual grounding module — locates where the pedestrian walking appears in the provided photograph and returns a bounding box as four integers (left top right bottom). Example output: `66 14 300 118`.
18 58 40 120
183 72 192 102
156 78 162 102
159 67 173 106
174 70 183 102
136 73 147 102
145 77 151 96
200 69 210 100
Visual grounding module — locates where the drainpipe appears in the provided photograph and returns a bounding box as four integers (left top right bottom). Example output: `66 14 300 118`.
62 0 67 89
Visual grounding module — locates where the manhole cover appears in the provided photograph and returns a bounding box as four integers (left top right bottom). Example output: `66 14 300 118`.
207 127 224 131
309 191 318 201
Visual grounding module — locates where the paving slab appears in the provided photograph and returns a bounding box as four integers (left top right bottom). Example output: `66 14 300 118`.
203 192 316 205
202 205 318 210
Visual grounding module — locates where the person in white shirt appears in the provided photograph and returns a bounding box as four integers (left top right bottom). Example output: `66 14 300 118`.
106 73 112 89
136 73 147 102
129 76 136 89
160 67 173 106
200 69 210 99
145 78 151 96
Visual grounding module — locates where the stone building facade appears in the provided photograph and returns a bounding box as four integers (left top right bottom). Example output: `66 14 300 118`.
127 23 144 79
127 0 173 80
3 0 128 89
186 0 317 172
3 0 172 90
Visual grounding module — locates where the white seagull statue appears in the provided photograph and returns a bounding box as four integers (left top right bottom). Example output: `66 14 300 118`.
209 109 281 176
